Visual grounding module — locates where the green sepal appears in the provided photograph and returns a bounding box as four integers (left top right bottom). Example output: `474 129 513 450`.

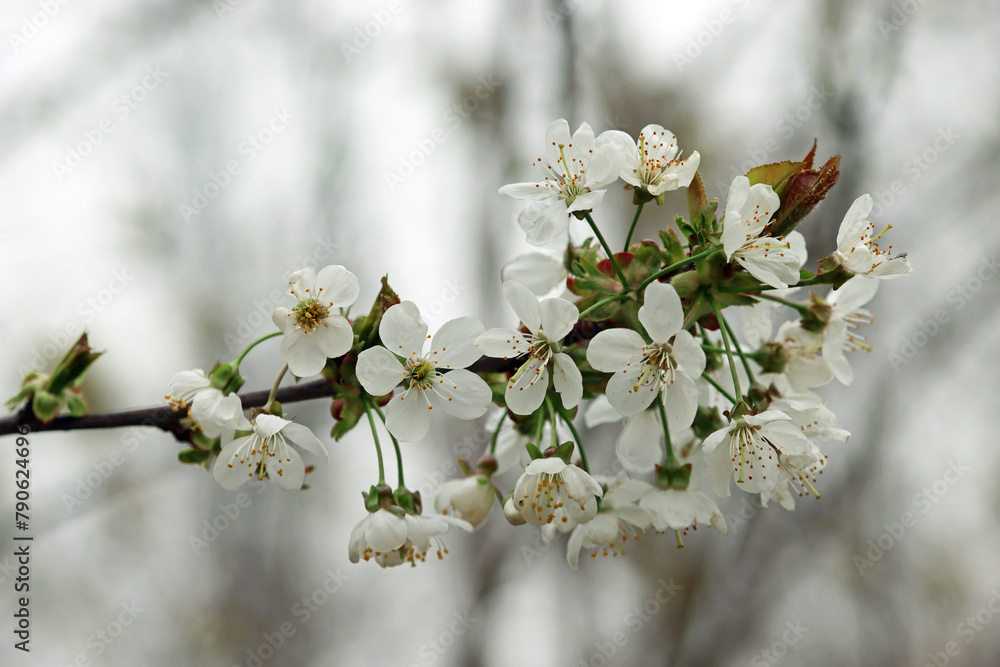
655 462 692 491
524 442 543 461
47 333 103 396
178 447 211 465
658 228 687 266
65 391 87 417
552 440 575 464
457 457 475 477
31 389 63 423
330 394 367 441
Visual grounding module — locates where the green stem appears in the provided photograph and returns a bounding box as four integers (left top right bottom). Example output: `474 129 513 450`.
624 202 645 250
702 372 738 405
362 398 386 485
636 247 718 294
720 315 756 387
757 293 810 313
266 364 289 407
560 415 590 474
233 331 283 370
370 401 404 487
716 275 829 294
583 212 630 294
578 294 630 320
707 293 742 401
489 411 507 455
656 401 678 468
545 396 559 449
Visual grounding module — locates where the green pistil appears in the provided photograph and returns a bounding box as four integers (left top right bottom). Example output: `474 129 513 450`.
292 298 329 333
406 359 436 390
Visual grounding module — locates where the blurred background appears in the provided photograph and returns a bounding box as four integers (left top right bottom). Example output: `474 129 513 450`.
1 0 998 665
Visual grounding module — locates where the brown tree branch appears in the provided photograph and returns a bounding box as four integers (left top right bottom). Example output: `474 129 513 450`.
0 357 517 441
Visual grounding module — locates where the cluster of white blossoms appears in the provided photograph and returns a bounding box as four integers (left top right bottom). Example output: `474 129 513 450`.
157 117 910 570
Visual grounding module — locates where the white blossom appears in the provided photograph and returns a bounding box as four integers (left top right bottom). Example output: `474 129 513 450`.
499 119 626 245
834 194 912 279
356 302 490 442
602 124 700 197
722 176 806 289
587 281 705 426
272 265 359 377
213 413 328 491
476 281 582 415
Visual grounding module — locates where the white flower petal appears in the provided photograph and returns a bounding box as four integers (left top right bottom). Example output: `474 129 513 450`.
638 281 683 342
385 388 432 442
537 296 578 341
430 317 485 369
379 301 428 360
552 353 583 410
503 281 541 333
429 369 492 420
586 328 645 371
356 346 406 395
314 265 360 308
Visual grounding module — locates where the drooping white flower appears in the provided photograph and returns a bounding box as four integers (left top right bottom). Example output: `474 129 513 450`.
722 176 806 289
499 119 626 245
566 478 653 569
166 369 245 437
833 194 912 279
476 281 582 415
272 265 360 377
639 486 727 536
822 276 878 384
434 473 497 530
773 321 834 391
586 281 705 425
355 302 490 442
348 506 473 568
512 457 604 528
760 439 828 511
702 410 812 497
501 251 568 296
213 413 328 491
347 508 407 565
603 124 700 197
